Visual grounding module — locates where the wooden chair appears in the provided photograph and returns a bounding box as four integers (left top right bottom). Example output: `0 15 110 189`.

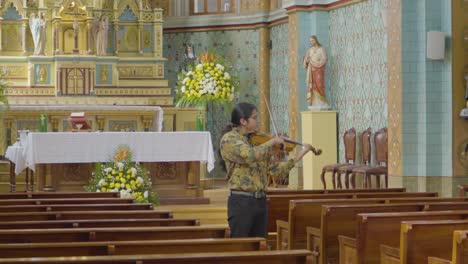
352 127 388 188
320 128 356 189
336 128 372 189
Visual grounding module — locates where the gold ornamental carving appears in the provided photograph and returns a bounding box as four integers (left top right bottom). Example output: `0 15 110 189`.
118 66 154 78
0 65 27 79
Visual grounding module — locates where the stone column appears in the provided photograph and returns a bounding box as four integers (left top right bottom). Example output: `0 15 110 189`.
138 22 144 55
258 26 270 133
113 21 119 56
86 20 93 55
21 20 27 56
53 20 61 55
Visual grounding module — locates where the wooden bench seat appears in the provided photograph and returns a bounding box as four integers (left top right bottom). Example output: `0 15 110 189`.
0 192 120 199
0 249 311 264
267 191 438 232
0 210 172 222
0 225 230 243
0 203 153 212
265 188 405 195
0 238 267 258
381 220 468 264
338 210 468 264
277 197 468 250
0 198 135 206
0 218 200 229
306 203 468 264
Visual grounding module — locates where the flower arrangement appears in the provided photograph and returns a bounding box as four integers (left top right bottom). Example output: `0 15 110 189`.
175 51 238 109
85 145 158 204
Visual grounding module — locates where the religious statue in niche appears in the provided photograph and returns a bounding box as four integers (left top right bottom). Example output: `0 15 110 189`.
29 12 47 56
93 15 109 56
100 66 108 83
179 44 197 72
37 65 47 83
302 35 330 109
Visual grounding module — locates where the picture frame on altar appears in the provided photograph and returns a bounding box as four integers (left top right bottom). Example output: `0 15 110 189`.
68 112 91 131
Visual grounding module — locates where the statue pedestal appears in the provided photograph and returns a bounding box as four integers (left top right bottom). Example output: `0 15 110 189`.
301 110 337 189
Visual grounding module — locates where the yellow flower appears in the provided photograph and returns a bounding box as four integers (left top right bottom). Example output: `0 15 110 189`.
115 183 121 189
101 187 107 192
125 184 131 189
109 182 115 188
120 178 126 183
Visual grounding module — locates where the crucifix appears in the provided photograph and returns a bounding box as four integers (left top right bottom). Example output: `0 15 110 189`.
65 1 85 54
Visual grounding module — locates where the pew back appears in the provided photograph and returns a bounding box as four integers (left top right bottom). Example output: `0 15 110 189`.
0 198 135 206
0 210 172 222
0 192 120 199
355 210 468 264
452 230 468 264
0 218 200 229
0 204 153 212
0 238 267 258
0 250 312 264
0 226 230 244
268 191 438 232
400 220 468 264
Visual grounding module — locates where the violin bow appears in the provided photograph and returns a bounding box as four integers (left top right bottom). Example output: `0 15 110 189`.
262 94 279 136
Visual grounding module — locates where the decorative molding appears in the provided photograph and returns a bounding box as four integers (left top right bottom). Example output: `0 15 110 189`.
288 12 299 142
387 0 402 176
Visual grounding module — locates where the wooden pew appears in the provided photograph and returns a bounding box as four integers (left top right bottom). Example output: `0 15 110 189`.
338 210 468 264
0 238 267 258
427 230 468 264
0 192 120 199
0 203 154 212
0 210 173 221
0 225 230 243
0 218 200 229
265 188 405 195
382 220 468 264
0 250 311 264
307 203 468 264
380 244 400 264
428 256 452 264
0 198 135 205
277 197 468 250
268 191 438 232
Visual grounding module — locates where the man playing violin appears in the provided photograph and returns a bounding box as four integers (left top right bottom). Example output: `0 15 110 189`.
220 102 316 238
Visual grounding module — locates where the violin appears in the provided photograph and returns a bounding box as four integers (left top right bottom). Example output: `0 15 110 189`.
248 132 322 155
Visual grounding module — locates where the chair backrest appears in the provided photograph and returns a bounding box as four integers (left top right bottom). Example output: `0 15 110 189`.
374 127 388 166
361 128 372 165
343 128 356 163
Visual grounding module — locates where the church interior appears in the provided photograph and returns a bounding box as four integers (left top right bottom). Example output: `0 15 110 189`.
0 0 467 263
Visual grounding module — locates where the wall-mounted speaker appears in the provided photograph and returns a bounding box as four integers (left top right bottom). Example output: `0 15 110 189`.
427 31 445 60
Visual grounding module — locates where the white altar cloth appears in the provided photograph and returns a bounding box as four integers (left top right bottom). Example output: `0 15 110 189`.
5 143 27 175
20 132 215 172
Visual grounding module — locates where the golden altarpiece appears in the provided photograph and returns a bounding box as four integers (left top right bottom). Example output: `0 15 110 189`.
0 0 204 200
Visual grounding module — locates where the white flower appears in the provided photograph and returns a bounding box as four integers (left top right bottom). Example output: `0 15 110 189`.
144 190 149 198
182 77 189 84
113 188 119 192
187 71 193 76
181 86 186 92
104 167 112 173
216 64 224 71
136 177 144 184
224 72 231 80
196 64 203 70
130 168 137 175
98 179 105 187
117 162 124 171
96 189 101 192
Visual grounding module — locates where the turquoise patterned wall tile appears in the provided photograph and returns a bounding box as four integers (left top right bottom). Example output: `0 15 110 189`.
164 29 260 177
328 0 388 163
269 23 289 135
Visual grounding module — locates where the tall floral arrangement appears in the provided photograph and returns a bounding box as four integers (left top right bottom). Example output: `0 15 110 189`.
85 145 158 204
175 51 238 110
